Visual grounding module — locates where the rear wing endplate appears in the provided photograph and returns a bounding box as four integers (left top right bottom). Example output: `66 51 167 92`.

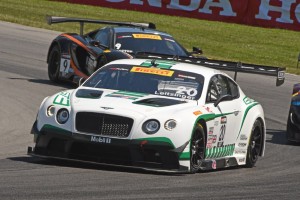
135 53 285 86
46 16 156 35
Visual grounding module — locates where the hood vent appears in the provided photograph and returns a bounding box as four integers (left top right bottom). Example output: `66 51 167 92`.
76 89 103 99
133 98 186 107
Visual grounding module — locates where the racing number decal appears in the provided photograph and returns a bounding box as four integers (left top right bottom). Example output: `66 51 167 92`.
176 86 197 97
60 57 70 75
218 116 227 147
115 43 121 49
219 124 226 142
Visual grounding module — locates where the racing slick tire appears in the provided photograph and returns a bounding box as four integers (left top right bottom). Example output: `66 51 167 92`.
190 123 206 173
48 45 61 82
245 119 263 168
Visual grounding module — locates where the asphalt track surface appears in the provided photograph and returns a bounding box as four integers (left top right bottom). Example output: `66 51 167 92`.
0 21 299 200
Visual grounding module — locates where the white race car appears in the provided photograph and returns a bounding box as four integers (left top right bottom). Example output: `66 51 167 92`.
28 58 285 173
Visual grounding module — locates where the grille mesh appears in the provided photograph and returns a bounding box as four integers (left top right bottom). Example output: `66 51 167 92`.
76 112 133 138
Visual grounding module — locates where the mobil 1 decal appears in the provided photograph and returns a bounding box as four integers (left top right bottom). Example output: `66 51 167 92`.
218 116 227 147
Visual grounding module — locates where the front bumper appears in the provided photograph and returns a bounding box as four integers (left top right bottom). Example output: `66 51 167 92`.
29 122 190 172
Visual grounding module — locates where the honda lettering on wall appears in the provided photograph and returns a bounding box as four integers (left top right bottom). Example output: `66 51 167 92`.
58 0 300 31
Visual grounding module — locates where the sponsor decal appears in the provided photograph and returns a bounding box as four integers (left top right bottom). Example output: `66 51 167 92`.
235 149 247 154
131 66 174 77
234 110 239 116
207 134 217 148
217 142 223 147
103 49 111 53
106 91 147 100
178 74 196 80
212 160 217 170
203 106 212 113
53 92 70 106
193 110 202 116
132 34 162 40
119 49 133 53
220 116 227 124
208 127 214 135
238 143 247 147
154 90 196 100
100 107 114 110
239 158 246 162
117 35 132 39
240 134 248 140
214 121 219 126
243 96 255 105
140 60 177 69
208 135 217 143
110 68 129 71
91 136 111 144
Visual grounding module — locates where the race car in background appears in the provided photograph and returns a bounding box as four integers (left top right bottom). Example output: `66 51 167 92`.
286 83 300 142
46 16 204 84
28 58 285 173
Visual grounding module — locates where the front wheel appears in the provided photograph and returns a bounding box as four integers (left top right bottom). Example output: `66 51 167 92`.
190 123 206 173
246 119 263 168
48 45 61 82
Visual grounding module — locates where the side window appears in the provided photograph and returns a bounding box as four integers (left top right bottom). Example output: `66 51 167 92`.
206 75 229 103
94 28 110 47
226 77 239 99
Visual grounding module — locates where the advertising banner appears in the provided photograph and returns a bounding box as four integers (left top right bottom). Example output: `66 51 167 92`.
59 0 300 31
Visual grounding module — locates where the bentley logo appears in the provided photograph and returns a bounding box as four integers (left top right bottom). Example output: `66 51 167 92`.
100 107 114 110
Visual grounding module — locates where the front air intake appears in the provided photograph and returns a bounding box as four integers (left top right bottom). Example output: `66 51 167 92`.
76 112 133 138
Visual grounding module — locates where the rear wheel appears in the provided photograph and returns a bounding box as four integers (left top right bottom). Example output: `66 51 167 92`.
246 119 263 168
190 123 205 173
48 45 61 82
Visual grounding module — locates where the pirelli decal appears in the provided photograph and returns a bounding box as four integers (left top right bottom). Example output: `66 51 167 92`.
53 92 70 106
132 34 162 40
205 144 235 158
131 66 174 77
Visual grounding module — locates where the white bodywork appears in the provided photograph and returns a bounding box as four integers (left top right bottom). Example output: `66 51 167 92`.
34 59 266 172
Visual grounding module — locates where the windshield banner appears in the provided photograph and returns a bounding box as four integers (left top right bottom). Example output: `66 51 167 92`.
57 0 300 31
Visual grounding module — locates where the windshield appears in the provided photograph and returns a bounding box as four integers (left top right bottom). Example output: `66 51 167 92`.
83 63 204 100
115 33 189 57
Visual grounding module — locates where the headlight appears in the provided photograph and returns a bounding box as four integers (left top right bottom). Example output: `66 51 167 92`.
142 119 160 134
164 119 177 131
56 109 69 124
46 105 55 116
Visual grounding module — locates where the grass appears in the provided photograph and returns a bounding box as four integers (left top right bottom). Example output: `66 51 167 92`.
1 0 300 74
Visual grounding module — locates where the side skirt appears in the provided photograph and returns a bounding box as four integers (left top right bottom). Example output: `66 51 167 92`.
200 157 239 170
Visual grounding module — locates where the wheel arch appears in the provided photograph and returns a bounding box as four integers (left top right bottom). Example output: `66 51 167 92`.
47 37 70 64
256 116 265 157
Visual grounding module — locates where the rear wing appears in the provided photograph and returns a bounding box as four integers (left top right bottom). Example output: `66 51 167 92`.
46 16 156 35
135 52 285 86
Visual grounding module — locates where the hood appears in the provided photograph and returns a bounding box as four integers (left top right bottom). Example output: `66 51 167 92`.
71 88 197 116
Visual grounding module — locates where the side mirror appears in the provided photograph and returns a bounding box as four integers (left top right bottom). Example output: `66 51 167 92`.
192 47 203 55
89 40 101 47
214 94 233 107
